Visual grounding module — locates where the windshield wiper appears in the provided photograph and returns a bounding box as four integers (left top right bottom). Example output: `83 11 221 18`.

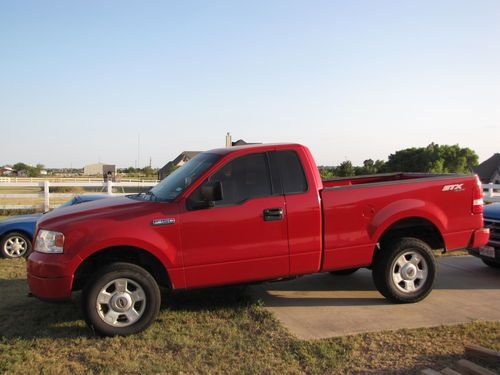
131 191 157 201
144 191 159 201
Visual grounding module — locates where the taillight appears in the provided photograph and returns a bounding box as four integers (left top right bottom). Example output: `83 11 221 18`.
472 175 484 214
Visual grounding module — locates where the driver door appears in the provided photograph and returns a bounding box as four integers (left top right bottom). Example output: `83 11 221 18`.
179 152 289 288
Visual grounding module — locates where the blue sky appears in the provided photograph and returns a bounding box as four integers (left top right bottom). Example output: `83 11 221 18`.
1 0 499 168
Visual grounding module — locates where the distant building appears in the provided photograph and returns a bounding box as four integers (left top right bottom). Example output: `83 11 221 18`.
0 166 13 176
158 151 200 180
39 170 48 176
232 139 256 146
225 132 260 147
473 154 500 184
17 170 29 177
83 163 116 180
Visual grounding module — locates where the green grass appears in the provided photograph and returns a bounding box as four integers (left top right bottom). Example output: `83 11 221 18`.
1 258 499 374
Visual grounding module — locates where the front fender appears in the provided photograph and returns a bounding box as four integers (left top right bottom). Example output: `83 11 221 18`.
62 215 183 282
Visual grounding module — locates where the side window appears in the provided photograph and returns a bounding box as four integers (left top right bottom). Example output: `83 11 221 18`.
188 152 272 208
273 150 308 194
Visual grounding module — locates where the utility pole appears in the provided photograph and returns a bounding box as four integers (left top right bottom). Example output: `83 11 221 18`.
137 133 141 168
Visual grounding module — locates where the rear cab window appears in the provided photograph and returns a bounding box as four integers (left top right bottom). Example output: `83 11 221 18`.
270 150 308 195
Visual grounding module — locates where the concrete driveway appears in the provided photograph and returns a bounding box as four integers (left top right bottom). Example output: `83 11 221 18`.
248 256 500 340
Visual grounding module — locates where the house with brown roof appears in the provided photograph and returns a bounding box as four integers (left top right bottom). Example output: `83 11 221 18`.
158 151 201 180
473 153 500 184
0 166 13 176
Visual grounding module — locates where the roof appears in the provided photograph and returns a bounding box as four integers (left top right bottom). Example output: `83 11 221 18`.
473 153 500 182
159 144 303 175
207 143 302 156
85 163 104 167
84 163 115 168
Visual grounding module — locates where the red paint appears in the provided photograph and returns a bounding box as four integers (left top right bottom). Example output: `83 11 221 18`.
27 143 488 300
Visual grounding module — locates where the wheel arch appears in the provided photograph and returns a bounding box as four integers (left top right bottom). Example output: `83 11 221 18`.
372 216 445 264
0 229 33 242
72 246 171 292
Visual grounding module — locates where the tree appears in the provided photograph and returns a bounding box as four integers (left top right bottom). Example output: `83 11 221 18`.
383 143 478 173
12 162 31 172
354 159 386 175
318 167 335 180
141 166 158 177
337 161 354 177
12 162 41 177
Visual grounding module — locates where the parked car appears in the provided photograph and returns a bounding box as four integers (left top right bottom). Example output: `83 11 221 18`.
0 195 109 259
468 203 500 268
27 143 489 336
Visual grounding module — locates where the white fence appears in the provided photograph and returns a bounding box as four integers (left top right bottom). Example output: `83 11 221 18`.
0 177 157 183
1 181 499 212
0 180 158 211
483 183 500 203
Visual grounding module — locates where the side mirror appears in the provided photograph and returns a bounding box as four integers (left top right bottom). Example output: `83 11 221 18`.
200 181 223 204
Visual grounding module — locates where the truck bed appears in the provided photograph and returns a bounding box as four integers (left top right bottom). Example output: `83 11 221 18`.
319 173 483 271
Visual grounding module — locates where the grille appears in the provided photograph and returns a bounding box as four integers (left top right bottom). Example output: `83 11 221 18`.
484 218 500 246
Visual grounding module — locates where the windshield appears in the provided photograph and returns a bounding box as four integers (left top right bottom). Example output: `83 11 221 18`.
149 152 221 201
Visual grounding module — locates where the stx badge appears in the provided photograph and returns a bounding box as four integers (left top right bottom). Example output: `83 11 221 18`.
442 184 464 192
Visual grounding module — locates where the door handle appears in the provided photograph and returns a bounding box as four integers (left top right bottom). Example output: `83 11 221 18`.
263 208 284 221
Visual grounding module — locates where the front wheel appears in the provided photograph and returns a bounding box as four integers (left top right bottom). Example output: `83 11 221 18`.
82 262 161 336
372 237 436 303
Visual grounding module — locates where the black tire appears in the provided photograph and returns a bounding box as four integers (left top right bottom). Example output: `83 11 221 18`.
329 268 359 276
372 237 436 303
482 258 500 268
82 262 161 336
0 232 32 258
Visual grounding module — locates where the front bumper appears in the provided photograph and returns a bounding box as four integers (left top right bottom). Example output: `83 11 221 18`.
27 251 75 301
27 273 73 300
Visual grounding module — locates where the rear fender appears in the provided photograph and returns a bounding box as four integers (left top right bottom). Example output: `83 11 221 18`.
369 199 447 244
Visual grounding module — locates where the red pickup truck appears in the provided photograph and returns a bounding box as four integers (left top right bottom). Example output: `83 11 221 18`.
27 143 489 336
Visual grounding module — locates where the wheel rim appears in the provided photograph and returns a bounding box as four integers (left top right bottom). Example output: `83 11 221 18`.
391 251 428 294
4 235 28 257
96 278 146 327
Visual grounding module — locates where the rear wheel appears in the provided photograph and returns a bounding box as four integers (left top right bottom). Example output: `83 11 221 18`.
82 262 161 336
1 232 31 258
372 237 436 303
482 258 500 268
330 268 359 276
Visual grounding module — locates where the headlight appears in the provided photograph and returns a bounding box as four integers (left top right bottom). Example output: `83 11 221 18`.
34 230 65 254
